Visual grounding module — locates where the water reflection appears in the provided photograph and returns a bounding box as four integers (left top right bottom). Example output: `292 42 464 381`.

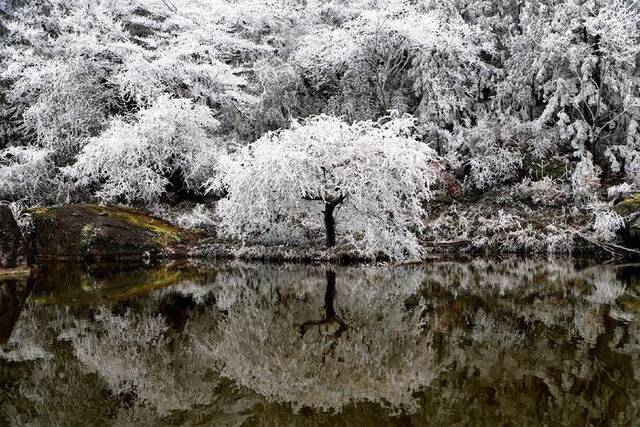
0 276 31 345
1 259 639 425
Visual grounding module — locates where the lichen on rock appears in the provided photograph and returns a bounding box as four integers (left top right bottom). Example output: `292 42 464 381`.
30 204 193 261
614 193 640 217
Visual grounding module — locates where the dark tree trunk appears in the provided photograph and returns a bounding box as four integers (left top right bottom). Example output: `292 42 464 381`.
324 202 337 247
302 192 346 248
324 270 337 318
299 269 347 340
322 195 345 248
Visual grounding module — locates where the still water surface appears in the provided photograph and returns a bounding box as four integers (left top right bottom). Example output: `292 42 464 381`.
1 259 640 426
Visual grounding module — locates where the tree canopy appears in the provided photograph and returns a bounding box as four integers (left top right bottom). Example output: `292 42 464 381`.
214 114 440 259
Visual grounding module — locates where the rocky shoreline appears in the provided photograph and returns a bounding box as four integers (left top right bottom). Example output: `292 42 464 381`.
1 194 640 272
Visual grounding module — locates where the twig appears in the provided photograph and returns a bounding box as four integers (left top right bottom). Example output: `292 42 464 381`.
160 0 177 13
421 239 471 246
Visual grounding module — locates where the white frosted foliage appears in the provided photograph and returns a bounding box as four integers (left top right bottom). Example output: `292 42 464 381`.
214 114 441 259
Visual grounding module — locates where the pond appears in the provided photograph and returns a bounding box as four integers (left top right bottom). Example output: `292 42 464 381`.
1 259 639 426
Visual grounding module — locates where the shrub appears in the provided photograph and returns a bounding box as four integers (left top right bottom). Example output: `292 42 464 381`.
67 97 222 204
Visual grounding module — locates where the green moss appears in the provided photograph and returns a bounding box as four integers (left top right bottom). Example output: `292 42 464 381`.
84 204 185 247
614 193 640 217
29 207 51 217
31 265 206 306
621 297 640 312
0 267 31 279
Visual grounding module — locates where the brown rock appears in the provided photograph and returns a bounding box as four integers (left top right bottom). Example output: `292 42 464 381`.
30 204 193 261
0 204 28 268
614 193 640 217
614 193 640 246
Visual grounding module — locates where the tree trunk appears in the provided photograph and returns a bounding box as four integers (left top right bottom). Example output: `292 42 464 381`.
302 192 345 248
324 202 337 247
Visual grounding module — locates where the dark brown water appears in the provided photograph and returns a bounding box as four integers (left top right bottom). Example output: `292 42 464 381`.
1 259 639 426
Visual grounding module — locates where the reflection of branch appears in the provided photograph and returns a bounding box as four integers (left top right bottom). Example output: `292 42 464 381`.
299 270 348 340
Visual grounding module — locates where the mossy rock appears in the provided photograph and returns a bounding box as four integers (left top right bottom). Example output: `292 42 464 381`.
614 193 640 246
614 193 640 216
30 204 193 261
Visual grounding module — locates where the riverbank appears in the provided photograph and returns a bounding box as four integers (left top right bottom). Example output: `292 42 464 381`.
2 187 640 268
183 185 640 263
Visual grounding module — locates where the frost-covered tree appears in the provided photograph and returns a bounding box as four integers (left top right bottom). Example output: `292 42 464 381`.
2 0 640 213
214 114 441 259
67 96 222 203
498 0 640 165
446 118 523 189
0 0 260 204
0 146 62 204
293 1 495 126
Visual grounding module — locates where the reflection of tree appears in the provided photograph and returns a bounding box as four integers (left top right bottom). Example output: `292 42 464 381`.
71 308 223 416
402 260 640 426
206 265 435 414
195 260 640 422
298 270 348 347
1 259 640 425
